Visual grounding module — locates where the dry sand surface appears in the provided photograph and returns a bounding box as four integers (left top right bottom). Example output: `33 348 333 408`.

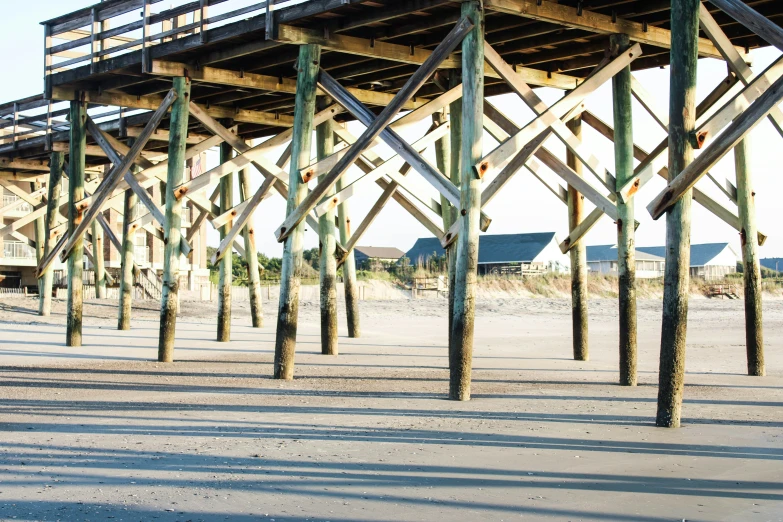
0 292 781 521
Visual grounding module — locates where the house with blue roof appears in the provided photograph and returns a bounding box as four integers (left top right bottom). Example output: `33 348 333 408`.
405 233 569 275
637 243 739 281
586 245 665 279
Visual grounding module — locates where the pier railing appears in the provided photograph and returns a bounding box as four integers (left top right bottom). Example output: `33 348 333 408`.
43 0 312 82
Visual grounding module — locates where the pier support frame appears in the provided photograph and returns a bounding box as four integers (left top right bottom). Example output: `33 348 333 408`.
336 171 360 338
449 0 484 401
238 167 263 328
92 219 106 298
734 139 764 376
39 151 63 316
217 141 234 342
317 102 338 356
118 180 138 330
158 76 191 362
66 99 87 347
612 33 638 386
274 43 321 379
566 116 589 362
656 0 699 428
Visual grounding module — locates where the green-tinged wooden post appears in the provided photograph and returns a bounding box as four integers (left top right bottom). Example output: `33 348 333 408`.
91 219 106 298
433 106 453 321
450 1 483 401
447 69 462 347
118 162 139 330
238 167 263 328
434 109 452 231
336 174 360 338
274 43 321 379
612 33 638 386
158 76 191 362
566 116 589 362
39 151 63 316
66 99 87 347
217 140 234 342
317 100 338 355
734 139 764 376
31 179 45 298
657 0 698 428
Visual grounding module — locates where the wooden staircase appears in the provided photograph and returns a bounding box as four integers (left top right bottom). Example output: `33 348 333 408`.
708 284 740 299
136 269 163 300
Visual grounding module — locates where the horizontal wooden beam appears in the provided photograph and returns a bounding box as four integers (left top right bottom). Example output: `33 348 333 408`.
483 0 738 61
51 87 294 127
150 60 424 110
0 157 51 172
276 23 581 90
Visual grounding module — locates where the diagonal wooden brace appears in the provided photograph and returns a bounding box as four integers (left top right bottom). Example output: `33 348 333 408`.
175 104 344 200
186 102 343 252
648 72 783 219
483 41 619 192
699 4 783 138
618 56 783 202
274 16 476 243
337 182 399 267
303 85 464 182
85 117 193 256
317 70 492 231
709 0 783 53
313 122 450 218
45 88 177 274
476 42 642 180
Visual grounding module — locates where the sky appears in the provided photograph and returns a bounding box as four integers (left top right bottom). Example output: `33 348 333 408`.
5 1 783 260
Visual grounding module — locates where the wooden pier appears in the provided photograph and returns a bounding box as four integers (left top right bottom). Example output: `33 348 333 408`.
0 0 781 426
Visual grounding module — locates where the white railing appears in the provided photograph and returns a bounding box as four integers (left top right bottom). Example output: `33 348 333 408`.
3 241 36 259
2 195 33 213
44 0 314 76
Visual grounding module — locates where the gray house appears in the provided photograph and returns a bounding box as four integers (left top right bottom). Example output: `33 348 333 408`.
637 243 739 281
586 245 665 279
405 233 569 275
353 246 406 270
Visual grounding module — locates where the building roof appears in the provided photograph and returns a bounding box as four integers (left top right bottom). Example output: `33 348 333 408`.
406 233 559 265
354 246 405 261
760 258 783 273
586 245 665 262
637 243 737 267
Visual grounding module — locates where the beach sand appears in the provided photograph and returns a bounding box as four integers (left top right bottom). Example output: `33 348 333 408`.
0 293 781 521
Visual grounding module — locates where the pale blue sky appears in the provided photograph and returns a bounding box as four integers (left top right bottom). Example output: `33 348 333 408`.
4 2 783 259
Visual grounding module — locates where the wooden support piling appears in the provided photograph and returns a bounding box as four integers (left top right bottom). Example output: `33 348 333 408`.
336 173 360 338
450 1 483 401
118 171 139 330
238 167 263 328
612 34 638 386
158 76 191 363
434 105 456 345
30 179 45 301
734 139 765 376
316 102 338 356
39 151 63 316
274 43 321 380
66 99 87 347
447 70 462 348
566 116 589 362
91 219 107 299
217 140 234 342
656 0 698 428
